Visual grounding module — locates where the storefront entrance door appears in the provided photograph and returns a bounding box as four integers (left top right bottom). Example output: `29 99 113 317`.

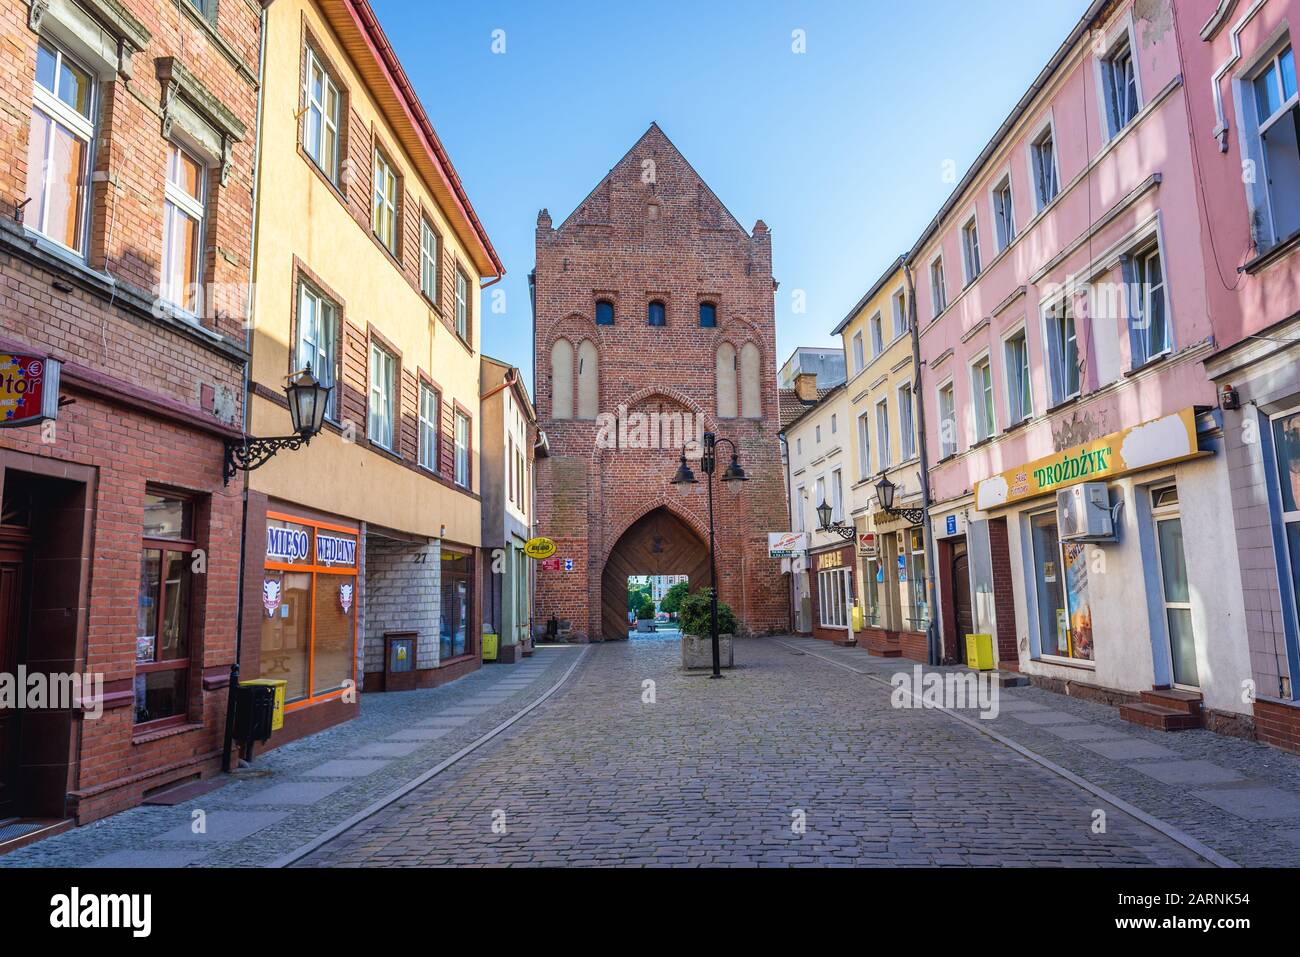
0 529 30 819
952 548 974 661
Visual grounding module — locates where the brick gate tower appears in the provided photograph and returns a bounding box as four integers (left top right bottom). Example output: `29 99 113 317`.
532 124 789 641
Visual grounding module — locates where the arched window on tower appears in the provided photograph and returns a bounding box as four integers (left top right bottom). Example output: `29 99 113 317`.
647 300 666 327
699 302 717 328
550 338 574 420
740 342 761 418
716 342 738 419
595 300 615 326
577 339 599 419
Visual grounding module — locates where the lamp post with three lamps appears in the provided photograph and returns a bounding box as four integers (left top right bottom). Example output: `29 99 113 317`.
670 432 747 678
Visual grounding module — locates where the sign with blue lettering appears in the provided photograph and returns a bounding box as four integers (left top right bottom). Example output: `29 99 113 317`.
316 533 357 567
946 514 957 536
266 526 310 562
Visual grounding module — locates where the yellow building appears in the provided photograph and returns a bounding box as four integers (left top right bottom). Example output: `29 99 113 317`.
833 256 930 662
241 0 503 742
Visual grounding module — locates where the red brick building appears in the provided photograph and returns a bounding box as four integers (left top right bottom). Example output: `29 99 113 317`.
532 124 788 641
0 0 260 829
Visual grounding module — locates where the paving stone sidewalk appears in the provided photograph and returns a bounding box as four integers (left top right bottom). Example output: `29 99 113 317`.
778 635 1300 867
300 636 1209 867
0 646 580 868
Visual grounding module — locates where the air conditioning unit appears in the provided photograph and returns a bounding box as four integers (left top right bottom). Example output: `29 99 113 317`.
1057 482 1115 542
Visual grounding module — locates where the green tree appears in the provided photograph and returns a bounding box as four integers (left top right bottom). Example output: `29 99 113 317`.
627 582 651 616
660 581 690 618
634 595 657 621
679 589 737 637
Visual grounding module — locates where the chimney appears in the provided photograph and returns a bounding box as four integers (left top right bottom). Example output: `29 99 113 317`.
794 372 819 403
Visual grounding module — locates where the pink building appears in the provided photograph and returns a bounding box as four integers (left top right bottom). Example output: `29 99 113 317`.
911 0 1255 734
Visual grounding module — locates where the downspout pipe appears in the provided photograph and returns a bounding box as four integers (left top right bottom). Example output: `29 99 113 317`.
224 0 270 773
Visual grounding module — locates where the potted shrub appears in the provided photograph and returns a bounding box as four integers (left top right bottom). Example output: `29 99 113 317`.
635 596 657 633
679 588 737 670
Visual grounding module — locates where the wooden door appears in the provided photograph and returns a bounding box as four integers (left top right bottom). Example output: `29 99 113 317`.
950 550 974 664
0 534 29 819
601 509 710 640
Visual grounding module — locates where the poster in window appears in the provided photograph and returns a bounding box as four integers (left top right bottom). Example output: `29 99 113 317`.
1061 543 1094 660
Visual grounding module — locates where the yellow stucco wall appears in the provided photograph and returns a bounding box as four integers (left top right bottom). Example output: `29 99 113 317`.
248 0 482 545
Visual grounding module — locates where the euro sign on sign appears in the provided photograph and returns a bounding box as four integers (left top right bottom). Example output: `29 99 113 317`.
524 537 557 560
0 354 61 428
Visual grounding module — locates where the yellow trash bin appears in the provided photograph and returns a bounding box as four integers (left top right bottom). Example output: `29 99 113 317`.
239 678 286 732
965 633 995 672
851 604 864 631
482 631 499 662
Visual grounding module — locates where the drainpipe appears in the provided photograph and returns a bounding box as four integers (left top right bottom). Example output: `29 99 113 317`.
223 0 269 773
778 431 796 633
905 260 941 667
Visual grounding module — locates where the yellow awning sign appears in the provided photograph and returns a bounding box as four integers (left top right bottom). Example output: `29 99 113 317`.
524 537 557 560
974 408 1200 511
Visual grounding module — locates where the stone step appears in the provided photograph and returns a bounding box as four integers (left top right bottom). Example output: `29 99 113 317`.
1119 701 1203 731
993 671 1030 688
1140 687 1203 716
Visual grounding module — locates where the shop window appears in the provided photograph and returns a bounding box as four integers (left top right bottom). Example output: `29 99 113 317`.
297 283 338 420
259 514 358 706
865 556 883 628
902 528 930 631
817 565 852 629
135 493 196 728
1029 511 1093 661
161 143 206 314
1151 485 1199 687
26 39 95 255
440 548 474 660
1270 409 1300 645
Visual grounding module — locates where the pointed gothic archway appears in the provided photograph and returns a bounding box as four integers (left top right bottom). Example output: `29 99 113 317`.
600 507 712 640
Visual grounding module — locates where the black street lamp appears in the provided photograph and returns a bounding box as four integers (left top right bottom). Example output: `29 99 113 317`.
816 499 856 541
875 474 926 526
670 432 746 679
224 365 333 485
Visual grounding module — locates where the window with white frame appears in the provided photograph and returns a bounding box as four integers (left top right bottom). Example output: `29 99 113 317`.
875 399 891 470
1128 246 1170 366
1044 298 1080 405
831 468 843 522
815 476 826 517
296 283 338 420
161 143 206 314
857 410 872 478
794 484 806 532
302 44 341 184
961 216 982 284
1031 125 1059 211
815 424 821 444
418 382 439 472
830 413 837 435
898 382 916 460
455 267 470 341
930 257 947 316
26 39 95 254
817 565 852 629
1247 43 1299 247
971 355 995 442
870 312 884 356
937 381 957 458
852 331 865 373
1101 33 1140 138
420 218 440 303
454 410 471 487
372 148 398 254
1004 328 1032 425
892 289 907 338
1270 408 1300 640
368 342 396 450
992 175 1015 251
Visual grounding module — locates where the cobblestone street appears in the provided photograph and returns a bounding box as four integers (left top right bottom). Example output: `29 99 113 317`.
299 638 1229 867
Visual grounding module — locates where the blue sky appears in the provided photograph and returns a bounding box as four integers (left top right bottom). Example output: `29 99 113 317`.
372 0 1089 392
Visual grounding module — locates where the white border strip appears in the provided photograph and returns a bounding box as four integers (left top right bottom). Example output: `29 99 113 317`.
270 646 591 868
768 637 1239 868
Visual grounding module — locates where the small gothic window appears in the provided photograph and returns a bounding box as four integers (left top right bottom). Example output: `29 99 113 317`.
699 302 717 328
648 300 666 327
596 300 615 326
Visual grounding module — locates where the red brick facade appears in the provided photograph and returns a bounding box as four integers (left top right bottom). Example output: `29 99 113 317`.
0 0 260 822
532 125 788 640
